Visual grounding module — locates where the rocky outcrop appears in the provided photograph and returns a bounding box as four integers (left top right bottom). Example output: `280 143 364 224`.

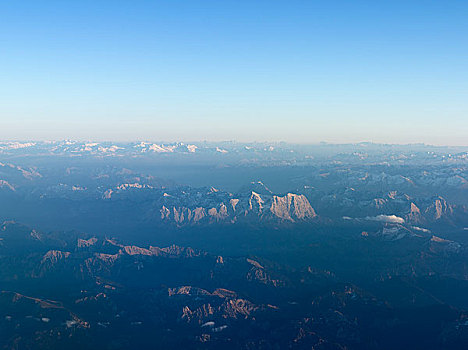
0 179 15 191
41 250 71 264
270 193 317 221
77 237 98 248
159 190 317 225
406 202 422 223
425 196 454 221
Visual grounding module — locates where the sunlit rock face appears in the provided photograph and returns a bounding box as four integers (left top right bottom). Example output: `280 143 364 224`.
158 190 317 225
425 196 454 221
270 193 317 221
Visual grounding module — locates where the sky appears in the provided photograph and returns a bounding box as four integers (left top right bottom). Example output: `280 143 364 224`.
0 0 467 145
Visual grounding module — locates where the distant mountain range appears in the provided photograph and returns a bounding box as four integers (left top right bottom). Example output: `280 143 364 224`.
0 141 467 166
1 141 468 349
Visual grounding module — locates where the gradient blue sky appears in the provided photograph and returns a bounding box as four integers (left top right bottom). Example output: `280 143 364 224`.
1 0 467 145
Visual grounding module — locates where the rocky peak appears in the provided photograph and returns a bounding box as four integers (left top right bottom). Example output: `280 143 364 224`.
425 196 454 220
406 202 422 223
270 193 317 221
41 250 71 264
157 186 318 225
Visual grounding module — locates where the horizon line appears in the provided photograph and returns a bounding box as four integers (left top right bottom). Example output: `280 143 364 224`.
1 139 467 149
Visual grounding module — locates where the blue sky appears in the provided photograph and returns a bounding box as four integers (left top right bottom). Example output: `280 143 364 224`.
1 0 467 145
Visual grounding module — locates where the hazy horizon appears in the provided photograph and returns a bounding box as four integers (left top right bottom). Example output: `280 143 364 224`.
1 138 468 148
